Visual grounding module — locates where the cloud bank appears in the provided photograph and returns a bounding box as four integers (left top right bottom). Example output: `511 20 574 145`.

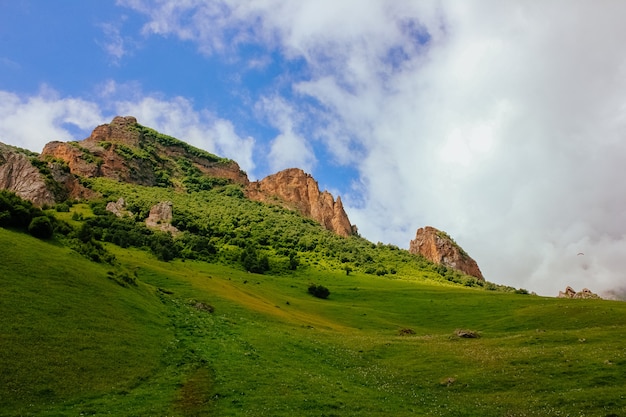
119 1 626 297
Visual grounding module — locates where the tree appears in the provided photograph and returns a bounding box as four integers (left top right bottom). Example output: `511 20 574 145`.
241 245 269 274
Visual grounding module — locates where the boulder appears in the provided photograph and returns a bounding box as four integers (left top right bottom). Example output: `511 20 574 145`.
145 201 179 235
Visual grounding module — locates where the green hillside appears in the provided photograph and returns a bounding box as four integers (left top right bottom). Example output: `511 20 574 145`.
2 206 626 416
1 143 624 416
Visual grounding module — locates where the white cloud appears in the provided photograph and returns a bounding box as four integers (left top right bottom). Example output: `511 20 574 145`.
119 0 626 297
256 96 316 173
98 21 131 65
268 131 315 174
0 88 104 151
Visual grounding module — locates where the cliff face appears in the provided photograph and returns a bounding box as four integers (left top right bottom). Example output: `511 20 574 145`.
409 226 484 279
246 168 354 237
0 143 94 205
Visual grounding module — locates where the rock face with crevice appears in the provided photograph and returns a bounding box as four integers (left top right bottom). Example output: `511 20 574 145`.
409 226 484 279
0 145 55 206
246 168 355 237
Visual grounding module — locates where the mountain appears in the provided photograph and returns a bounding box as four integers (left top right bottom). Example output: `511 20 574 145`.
409 226 484 279
19 116 353 237
0 116 490 277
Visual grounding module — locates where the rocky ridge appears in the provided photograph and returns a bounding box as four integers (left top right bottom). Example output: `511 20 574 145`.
409 226 484 279
246 168 355 237
1 117 355 237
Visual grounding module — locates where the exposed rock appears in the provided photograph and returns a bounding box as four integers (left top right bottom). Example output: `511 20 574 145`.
558 286 577 298
454 329 480 338
106 198 133 218
0 146 55 206
0 143 95 205
246 168 354 237
145 201 179 235
558 286 601 299
85 116 140 148
409 226 484 279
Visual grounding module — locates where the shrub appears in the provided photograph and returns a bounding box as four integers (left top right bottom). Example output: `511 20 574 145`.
308 284 330 299
28 216 53 239
55 202 70 212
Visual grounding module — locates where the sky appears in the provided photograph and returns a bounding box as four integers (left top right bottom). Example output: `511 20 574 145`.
2 1 626 298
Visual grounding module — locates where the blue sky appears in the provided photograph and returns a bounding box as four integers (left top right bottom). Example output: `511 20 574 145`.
3 1 626 297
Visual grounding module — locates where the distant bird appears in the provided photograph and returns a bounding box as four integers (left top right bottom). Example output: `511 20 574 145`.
577 252 584 256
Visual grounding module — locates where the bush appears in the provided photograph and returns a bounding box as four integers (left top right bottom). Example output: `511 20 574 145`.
28 216 53 239
308 284 330 299
55 203 70 212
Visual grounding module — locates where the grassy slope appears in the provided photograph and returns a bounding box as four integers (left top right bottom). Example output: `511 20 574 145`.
2 227 626 416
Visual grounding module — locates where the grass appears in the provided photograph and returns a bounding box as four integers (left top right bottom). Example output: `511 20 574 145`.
2 227 626 416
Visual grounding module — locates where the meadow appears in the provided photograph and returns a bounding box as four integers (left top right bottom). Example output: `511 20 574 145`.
2 225 625 416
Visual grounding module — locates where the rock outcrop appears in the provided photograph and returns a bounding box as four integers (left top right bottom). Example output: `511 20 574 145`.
0 145 55 206
246 168 354 237
106 198 133 218
558 286 601 299
145 201 179 235
409 226 484 279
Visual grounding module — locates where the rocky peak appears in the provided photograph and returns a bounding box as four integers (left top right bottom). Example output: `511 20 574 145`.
42 116 249 187
86 116 140 147
246 168 354 237
409 226 484 279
